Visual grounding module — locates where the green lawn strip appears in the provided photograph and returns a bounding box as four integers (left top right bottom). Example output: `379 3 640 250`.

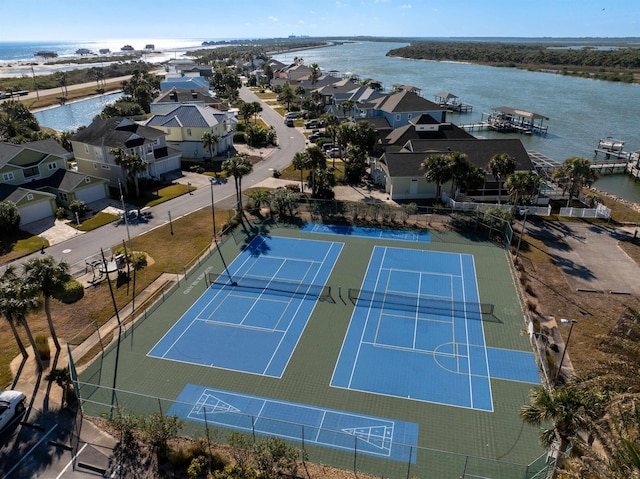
127 183 192 208
0 232 48 265
72 212 120 231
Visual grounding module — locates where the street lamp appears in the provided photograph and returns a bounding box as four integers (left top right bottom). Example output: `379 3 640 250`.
554 319 578 385
514 208 528 262
209 178 217 240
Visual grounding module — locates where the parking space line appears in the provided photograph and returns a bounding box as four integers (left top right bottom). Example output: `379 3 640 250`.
56 443 87 479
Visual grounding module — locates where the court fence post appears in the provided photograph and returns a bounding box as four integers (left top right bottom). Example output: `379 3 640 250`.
406 446 413 479
251 415 256 443
353 435 357 473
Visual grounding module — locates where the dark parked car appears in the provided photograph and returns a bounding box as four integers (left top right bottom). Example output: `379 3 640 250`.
284 118 294 127
308 132 325 142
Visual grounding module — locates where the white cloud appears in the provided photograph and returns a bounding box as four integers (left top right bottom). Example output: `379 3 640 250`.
268 16 279 22
401 4 411 8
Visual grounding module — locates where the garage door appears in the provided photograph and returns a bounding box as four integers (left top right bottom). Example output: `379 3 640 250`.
154 157 181 175
19 200 54 225
75 183 107 204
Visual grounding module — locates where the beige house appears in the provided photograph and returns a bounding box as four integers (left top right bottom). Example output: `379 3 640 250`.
145 104 234 160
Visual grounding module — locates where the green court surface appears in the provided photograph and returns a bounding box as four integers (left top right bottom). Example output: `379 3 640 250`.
76 221 545 479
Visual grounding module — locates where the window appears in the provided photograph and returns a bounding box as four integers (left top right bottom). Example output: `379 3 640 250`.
48 162 57 170
2 172 14 181
24 166 39 178
93 163 98 169
59 192 68 202
84 144 89 153
101 164 111 170
187 128 192 137
395 114 401 121
407 114 412 119
26 193 34 201
84 177 91 183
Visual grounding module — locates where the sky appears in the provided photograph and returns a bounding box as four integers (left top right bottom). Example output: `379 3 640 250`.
1 0 639 41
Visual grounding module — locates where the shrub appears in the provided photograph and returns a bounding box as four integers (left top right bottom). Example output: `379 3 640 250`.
271 169 281 178
132 252 147 270
35 334 50 361
0 200 20 232
53 278 85 303
69 199 87 217
55 207 66 220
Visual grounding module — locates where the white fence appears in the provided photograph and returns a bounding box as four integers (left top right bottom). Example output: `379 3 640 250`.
441 192 552 216
558 203 611 219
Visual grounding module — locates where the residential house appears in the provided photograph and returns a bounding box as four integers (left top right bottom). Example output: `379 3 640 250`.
145 104 234 159
0 139 109 224
374 136 533 201
70 118 182 186
160 73 210 92
366 90 446 128
151 88 228 114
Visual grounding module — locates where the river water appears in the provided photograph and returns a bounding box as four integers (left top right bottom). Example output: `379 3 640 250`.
274 41 640 202
33 92 123 132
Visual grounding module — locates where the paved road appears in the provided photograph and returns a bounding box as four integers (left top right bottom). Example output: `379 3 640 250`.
9 86 305 270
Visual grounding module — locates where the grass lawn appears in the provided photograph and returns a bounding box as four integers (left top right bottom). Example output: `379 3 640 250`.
251 89 277 100
0 208 230 388
72 212 120 231
24 79 125 110
0 231 48 264
127 183 192 208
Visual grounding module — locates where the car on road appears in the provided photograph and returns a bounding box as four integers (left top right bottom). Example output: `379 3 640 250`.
0 390 26 434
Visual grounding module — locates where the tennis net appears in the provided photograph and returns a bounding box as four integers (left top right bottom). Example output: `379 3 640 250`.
207 273 332 302
348 288 494 317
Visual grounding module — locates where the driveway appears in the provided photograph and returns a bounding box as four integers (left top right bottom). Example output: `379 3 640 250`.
526 220 640 295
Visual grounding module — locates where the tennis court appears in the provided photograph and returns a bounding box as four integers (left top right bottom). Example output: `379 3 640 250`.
76 220 545 478
148 235 343 377
331 246 539 411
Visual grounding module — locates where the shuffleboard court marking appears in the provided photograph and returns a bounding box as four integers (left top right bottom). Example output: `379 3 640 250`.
168 385 418 462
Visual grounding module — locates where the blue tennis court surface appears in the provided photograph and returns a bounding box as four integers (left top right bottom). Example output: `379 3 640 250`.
168 384 419 462
301 223 431 243
331 246 539 411
148 236 343 377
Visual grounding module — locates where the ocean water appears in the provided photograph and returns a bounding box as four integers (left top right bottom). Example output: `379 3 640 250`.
0 39 208 63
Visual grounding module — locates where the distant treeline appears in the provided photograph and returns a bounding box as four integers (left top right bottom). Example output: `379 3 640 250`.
386 41 640 81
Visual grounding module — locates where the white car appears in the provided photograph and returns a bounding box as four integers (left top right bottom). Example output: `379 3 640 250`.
0 390 26 433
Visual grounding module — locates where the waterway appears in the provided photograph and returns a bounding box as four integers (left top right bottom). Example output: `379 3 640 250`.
32 40 640 202
33 92 123 132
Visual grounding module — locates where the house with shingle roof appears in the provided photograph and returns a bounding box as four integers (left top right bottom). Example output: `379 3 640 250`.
70 118 182 186
0 138 108 224
151 88 228 114
374 136 533 201
145 104 234 159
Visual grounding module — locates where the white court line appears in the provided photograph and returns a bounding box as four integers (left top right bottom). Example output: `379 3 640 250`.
56 443 88 479
3 424 58 479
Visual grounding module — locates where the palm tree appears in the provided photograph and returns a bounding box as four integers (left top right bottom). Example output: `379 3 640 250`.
111 147 148 197
23 256 71 352
488 153 517 204
222 153 253 214
292 151 308 192
0 269 43 371
340 99 355 119
201 131 220 161
552 157 599 207
251 101 263 122
519 384 590 477
422 154 452 200
504 171 542 206
446 151 470 198
306 145 329 197
309 63 320 89
0 267 29 365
